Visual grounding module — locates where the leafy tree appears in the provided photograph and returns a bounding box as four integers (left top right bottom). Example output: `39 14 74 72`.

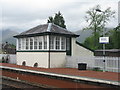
47 16 54 23
84 32 102 50
47 11 66 28
106 25 120 49
84 5 115 48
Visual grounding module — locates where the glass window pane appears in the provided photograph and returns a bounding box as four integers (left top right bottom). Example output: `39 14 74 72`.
43 36 47 49
55 37 60 50
22 38 26 50
61 37 66 50
26 38 29 49
34 37 38 49
30 38 33 49
50 36 54 49
38 36 42 49
18 38 21 50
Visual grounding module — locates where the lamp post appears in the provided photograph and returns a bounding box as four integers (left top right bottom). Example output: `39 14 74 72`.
96 9 107 72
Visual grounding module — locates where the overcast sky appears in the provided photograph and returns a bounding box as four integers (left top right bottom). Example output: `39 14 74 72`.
0 0 119 32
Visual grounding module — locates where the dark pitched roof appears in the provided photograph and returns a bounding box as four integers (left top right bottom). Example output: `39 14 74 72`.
14 23 79 38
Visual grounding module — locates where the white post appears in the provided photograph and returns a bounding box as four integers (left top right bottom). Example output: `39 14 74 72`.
54 36 56 50
47 35 49 50
28 38 30 50
33 37 34 50
16 39 18 50
42 36 44 50
103 44 105 72
60 37 61 50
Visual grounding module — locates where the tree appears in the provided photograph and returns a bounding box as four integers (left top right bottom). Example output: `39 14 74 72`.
84 32 102 50
107 25 120 49
47 11 66 28
84 5 115 49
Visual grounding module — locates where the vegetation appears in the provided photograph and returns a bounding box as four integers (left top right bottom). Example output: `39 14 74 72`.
106 25 120 49
47 11 66 28
2 42 16 54
83 5 117 50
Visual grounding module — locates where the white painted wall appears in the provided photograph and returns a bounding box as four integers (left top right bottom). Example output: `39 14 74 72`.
17 52 48 68
50 52 66 68
66 38 95 69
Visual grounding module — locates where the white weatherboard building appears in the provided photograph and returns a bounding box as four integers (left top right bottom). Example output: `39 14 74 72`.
14 23 94 68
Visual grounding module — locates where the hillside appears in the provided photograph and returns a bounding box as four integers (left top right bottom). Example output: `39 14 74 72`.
75 28 113 44
75 30 93 43
2 29 19 45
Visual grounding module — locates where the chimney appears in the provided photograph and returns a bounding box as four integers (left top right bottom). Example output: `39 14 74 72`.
47 23 52 32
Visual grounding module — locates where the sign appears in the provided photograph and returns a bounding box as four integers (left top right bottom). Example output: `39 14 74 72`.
99 37 109 44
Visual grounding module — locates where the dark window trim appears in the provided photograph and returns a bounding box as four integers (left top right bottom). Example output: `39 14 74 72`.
66 37 72 56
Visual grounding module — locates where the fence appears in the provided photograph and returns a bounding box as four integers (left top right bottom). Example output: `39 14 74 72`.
66 56 119 72
0 54 16 64
95 56 120 72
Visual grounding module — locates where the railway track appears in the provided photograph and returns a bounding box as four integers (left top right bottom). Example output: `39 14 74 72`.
2 76 50 90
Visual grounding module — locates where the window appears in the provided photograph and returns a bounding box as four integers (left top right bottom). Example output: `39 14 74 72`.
55 37 60 50
18 36 67 51
38 36 42 49
43 36 47 49
22 38 26 50
26 38 29 49
34 37 38 49
18 38 21 50
30 38 33 49
50 36 54 49
22 61 26 66
61 37 66 50
34 63 38 67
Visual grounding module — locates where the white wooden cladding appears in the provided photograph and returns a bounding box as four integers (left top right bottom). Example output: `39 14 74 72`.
95 56 119 72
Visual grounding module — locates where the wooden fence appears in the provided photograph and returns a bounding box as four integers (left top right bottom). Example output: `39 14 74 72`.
94 56 119 72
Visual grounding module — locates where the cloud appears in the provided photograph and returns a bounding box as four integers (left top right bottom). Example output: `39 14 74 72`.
1 0 119 32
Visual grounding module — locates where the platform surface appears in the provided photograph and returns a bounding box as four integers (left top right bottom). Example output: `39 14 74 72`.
0 63 119 86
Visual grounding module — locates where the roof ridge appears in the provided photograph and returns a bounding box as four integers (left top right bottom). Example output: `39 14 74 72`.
52 23 76 34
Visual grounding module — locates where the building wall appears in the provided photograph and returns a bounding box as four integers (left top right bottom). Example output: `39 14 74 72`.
17 52 48 68
50 52 66 68
66 38 94 69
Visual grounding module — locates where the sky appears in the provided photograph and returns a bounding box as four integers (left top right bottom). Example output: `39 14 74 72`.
0 0 119 33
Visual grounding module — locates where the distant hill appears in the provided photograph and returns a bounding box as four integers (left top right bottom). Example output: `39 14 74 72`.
2 29 19 45
75 30 93 43
75 28 113 43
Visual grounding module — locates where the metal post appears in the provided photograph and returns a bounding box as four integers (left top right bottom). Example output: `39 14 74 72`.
103 44 105 72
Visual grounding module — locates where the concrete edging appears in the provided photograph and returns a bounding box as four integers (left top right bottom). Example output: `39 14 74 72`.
1 66 119 87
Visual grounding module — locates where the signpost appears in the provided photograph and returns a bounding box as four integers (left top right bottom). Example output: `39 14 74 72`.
99 37 109 72
99 37 109 44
